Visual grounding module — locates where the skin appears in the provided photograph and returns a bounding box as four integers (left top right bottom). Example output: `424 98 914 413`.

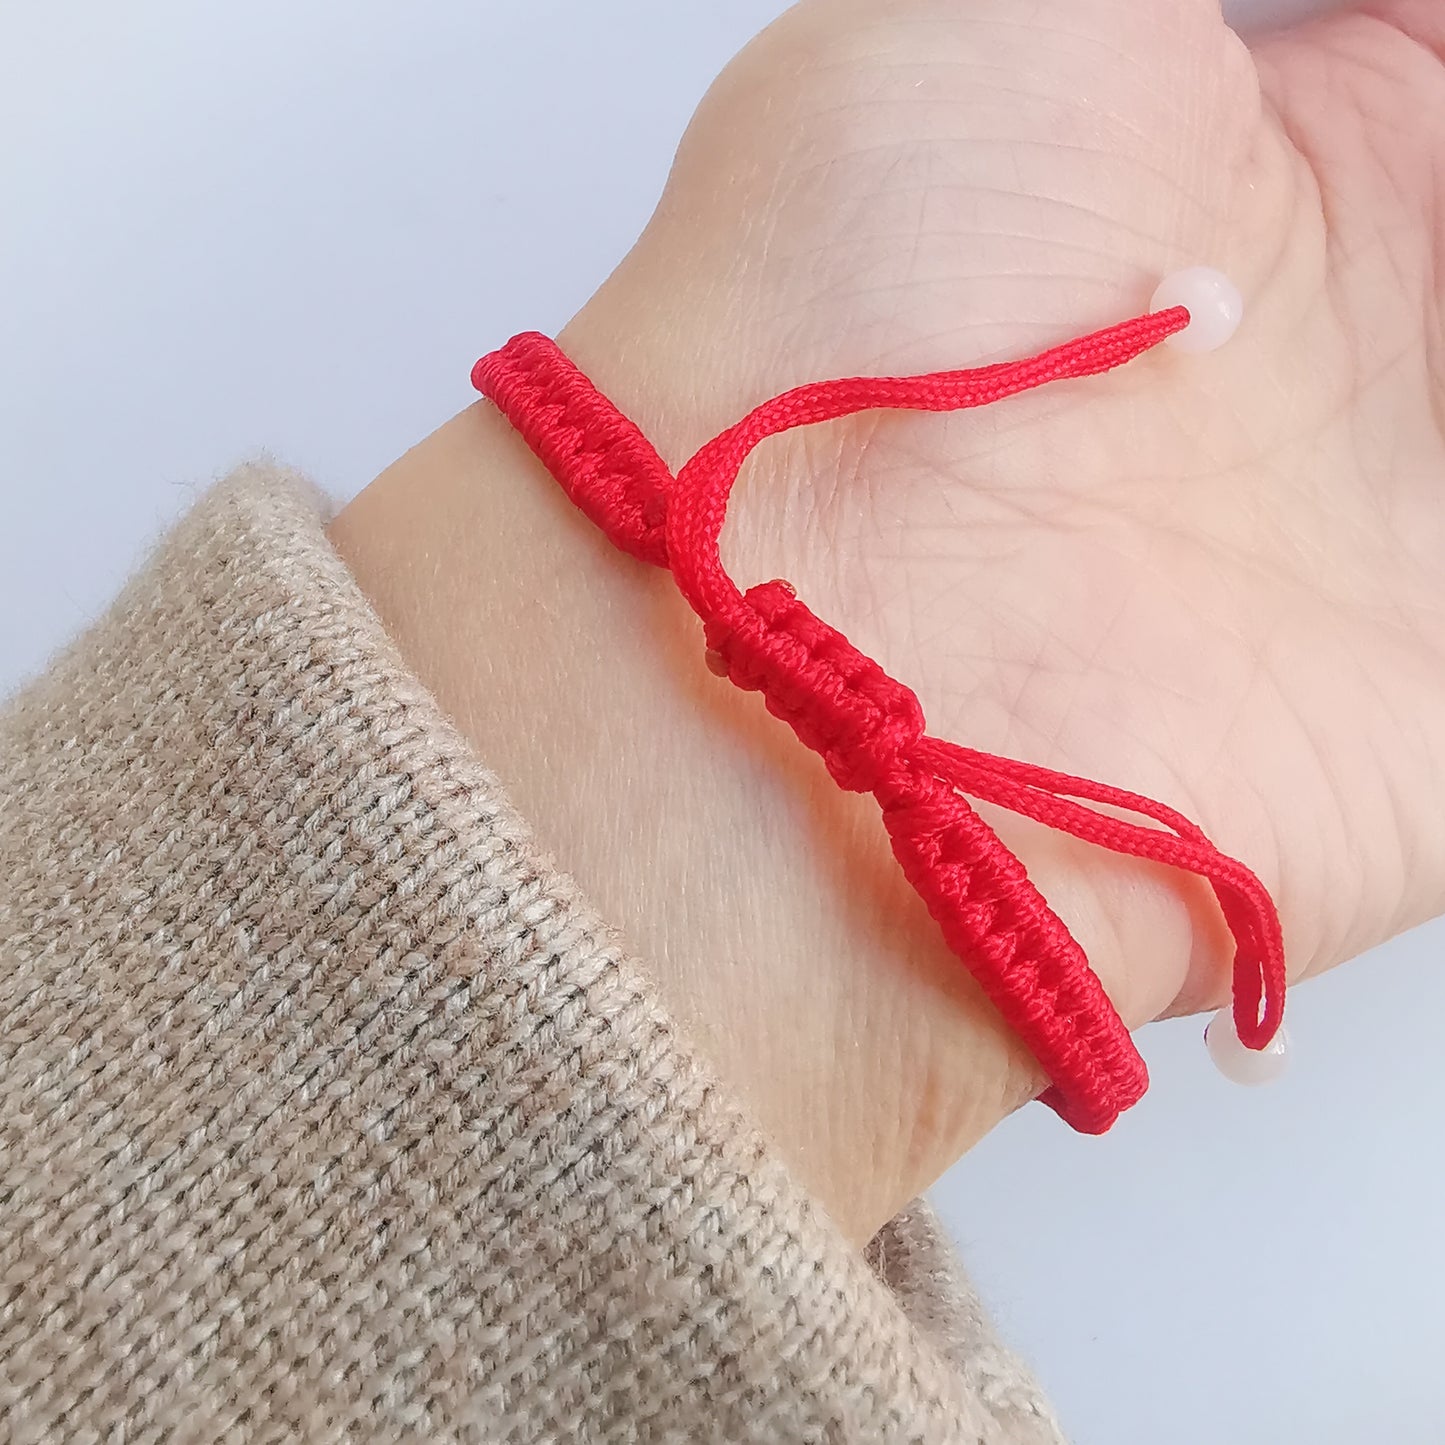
331 0 1445 1245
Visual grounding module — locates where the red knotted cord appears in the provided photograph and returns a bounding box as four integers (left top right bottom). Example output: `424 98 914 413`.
472 306 1287 1133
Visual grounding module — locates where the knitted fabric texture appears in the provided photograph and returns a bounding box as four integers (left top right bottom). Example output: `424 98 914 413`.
0 469 1066 1444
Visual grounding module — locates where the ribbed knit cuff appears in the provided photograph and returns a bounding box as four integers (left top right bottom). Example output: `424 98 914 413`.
0 466 1064 1445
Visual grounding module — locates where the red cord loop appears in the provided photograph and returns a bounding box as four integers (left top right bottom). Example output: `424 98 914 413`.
472 307 1288 1133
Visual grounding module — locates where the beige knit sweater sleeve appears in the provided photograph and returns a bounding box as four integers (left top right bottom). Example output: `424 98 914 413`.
0 467 1066 1445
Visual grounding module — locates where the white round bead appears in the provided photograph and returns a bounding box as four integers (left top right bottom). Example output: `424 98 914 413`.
1205 1008 1289 1086
1150 267 1244 353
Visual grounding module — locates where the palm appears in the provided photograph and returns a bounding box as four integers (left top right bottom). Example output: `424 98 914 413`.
574 0 1445 1027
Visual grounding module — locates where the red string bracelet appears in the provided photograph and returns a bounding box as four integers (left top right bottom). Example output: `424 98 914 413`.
471 270 1288 1133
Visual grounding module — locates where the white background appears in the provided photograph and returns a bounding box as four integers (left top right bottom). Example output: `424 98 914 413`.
3 4 1440 1441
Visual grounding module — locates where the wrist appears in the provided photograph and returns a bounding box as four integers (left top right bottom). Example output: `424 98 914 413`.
328 351 1202 1241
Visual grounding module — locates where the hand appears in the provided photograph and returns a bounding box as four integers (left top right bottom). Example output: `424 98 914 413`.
334 0 1445 1242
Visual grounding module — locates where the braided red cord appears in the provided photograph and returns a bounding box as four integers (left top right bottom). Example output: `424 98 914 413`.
472 307 1288 1133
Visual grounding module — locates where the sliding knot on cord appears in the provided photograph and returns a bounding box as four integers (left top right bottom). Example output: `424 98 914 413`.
704 580 926 797
472 291 1288 1134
